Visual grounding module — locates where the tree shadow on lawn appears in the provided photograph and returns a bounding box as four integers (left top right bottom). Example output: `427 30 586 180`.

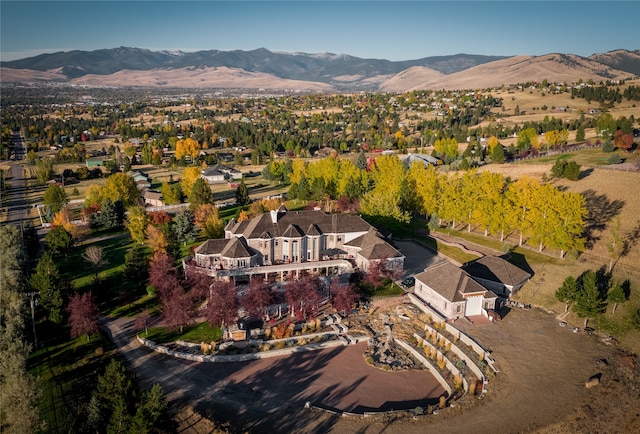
580 189 625 249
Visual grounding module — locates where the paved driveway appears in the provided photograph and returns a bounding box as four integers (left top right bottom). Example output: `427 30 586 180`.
394 239 444 276
104 316 444 433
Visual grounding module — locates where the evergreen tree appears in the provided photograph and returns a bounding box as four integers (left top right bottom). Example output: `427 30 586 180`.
575 124 585 142
173 208 199 245
355 151 368 170
235 179 251 206
30 252 67 323
45 225 73 256
124 244 149 287
129 384 171 433
0 226 42 433
188 178 214 208
491 143 505 163
574 270 606 327
94 359 135 420
607 282 627 314
555 276 578 312
100 198 125 229
563 161 581 181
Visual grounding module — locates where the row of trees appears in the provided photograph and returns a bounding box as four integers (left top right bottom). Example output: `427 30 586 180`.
286 154 586 256
0 225 42 432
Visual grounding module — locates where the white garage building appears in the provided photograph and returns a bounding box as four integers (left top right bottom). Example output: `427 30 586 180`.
414 261 498 320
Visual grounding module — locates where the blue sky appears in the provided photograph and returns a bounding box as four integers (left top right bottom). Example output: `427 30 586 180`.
1 1 638 62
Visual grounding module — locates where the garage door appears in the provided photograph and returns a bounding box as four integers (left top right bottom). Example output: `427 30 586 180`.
465 296 483 316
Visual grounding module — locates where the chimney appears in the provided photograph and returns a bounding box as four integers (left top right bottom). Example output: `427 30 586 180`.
270 209 278 224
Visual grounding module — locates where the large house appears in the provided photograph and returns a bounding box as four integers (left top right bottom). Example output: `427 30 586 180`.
414 261 498 320
185 205 404 282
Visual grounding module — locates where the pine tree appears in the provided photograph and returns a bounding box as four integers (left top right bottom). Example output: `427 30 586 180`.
235 179 251 206
574 270 606 327
555 276 578 312
188 178 214 208
607 282 627 314
30 252 66 323
0 226 42 433
172 208 199 245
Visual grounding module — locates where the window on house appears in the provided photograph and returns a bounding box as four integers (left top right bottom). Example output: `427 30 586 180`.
337 235 342 242
456 305 462 313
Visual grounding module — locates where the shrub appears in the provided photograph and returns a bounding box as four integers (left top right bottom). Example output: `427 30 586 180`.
454 375 463 390
563 161 581 180
264 327 271 339
273 341 286 350
602 140 616 152
439 396 446 409
365 356 374 364
430 347 437 360
259 343 271 352
469 381 477 395
146 285 157 297
382 364 391 371
456 360 466 369
414 406 424 415
437 358 446 370
607 154 623 164
445 342 451 352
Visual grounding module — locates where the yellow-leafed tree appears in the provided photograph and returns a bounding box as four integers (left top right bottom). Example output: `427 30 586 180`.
175 137 200 160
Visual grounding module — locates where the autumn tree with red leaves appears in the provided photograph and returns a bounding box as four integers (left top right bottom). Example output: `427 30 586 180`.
148 211 171 227
205 279 238 329
242 277 273 320
613 129 635 151
162 285 194 333
330 279 359 316
67 291 100 341
285 275 322 320
148 253 180 298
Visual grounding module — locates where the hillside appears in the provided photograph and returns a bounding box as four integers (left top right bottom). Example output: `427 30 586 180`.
2 47 638 92
380 54 637 91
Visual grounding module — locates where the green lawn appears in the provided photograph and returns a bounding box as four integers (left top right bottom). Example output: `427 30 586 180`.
145 322 223 344
28 324 116 434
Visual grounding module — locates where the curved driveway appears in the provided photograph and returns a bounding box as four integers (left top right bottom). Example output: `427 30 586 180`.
104 316 444 433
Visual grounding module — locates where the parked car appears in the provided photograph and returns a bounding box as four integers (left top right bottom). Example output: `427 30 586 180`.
237 317 263 331
400 277 415 288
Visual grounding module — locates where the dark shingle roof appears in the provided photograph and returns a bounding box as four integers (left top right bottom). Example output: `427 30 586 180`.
228 207 370 239
221 237 254 258
346 229 404 260
464 256 531 286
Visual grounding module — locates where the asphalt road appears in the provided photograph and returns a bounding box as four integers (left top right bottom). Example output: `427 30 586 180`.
3 132 31 227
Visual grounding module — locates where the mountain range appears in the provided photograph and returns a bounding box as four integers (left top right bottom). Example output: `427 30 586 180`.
1 47 639 92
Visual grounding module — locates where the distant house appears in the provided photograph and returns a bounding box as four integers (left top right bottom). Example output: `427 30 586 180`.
135 179 151 189
143 190 165 207
86 156 105 167
463 256 531 298
201 164 242 183
405 153 439 167
414 261 498 320
201 167 226 184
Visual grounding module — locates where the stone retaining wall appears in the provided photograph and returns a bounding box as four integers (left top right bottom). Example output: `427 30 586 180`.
137 335 346 363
